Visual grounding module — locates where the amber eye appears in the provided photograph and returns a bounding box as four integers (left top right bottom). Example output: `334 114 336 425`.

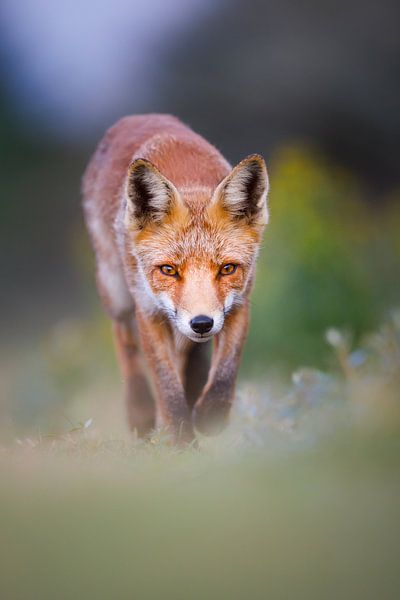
160 264 177 277
219 263 237 276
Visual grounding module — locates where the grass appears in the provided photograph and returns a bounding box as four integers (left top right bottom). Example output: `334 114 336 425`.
0 314 399 599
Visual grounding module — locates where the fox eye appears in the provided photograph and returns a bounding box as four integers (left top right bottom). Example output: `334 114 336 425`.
219 263 237 276
160 264 177 277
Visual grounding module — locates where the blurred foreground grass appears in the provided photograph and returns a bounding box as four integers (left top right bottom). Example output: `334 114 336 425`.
1 313 399 599
1 432 399 600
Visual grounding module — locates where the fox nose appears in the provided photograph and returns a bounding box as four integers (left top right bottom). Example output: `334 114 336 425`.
190 315 214 334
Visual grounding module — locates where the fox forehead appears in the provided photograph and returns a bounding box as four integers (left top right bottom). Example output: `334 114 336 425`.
133 212 261 267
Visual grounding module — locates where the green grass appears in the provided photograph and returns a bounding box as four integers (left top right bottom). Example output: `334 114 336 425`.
1 430 399 600
1 316 399 599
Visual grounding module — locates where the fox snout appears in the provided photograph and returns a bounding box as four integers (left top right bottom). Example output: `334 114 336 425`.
175 305 225 342
190 315 214 334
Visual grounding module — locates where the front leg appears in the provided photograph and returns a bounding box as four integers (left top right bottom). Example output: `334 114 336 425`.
113 316 155 437
184 341 211 409
193 303 249 435
135 309 195 445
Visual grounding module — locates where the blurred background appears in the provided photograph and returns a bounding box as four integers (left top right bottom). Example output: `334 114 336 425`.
0 0 399 433
1 4 400 599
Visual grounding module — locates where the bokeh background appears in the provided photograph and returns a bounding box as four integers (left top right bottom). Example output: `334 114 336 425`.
0 0 399 432
1 4 400 599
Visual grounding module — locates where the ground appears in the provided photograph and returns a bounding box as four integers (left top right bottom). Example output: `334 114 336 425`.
0 316 399 599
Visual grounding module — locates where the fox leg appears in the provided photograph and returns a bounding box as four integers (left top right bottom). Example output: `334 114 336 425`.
184 342 211 410
135 310 195 445
193 303 249 435
113 317 156 437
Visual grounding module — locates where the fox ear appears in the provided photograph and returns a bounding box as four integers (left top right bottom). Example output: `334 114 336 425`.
125 158 180 228
212 154 269 224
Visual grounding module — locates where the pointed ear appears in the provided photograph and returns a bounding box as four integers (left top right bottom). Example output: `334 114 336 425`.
125 158 181 229
211 154 269 224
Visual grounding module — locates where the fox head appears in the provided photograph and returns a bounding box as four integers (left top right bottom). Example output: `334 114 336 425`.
123 154 269 342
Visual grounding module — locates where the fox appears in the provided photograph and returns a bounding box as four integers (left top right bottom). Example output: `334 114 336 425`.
82 114 269 444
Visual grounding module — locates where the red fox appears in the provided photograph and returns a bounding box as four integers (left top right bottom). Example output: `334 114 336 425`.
82 115 269 444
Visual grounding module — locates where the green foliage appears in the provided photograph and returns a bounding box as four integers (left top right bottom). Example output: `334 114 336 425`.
246 147 400 371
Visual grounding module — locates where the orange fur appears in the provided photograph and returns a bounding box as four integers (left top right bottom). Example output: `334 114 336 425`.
82 114 269 443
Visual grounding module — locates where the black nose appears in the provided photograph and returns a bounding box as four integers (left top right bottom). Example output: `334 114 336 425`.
190 315 214 334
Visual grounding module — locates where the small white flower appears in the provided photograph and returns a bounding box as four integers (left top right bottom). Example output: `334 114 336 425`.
326 328 342 347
